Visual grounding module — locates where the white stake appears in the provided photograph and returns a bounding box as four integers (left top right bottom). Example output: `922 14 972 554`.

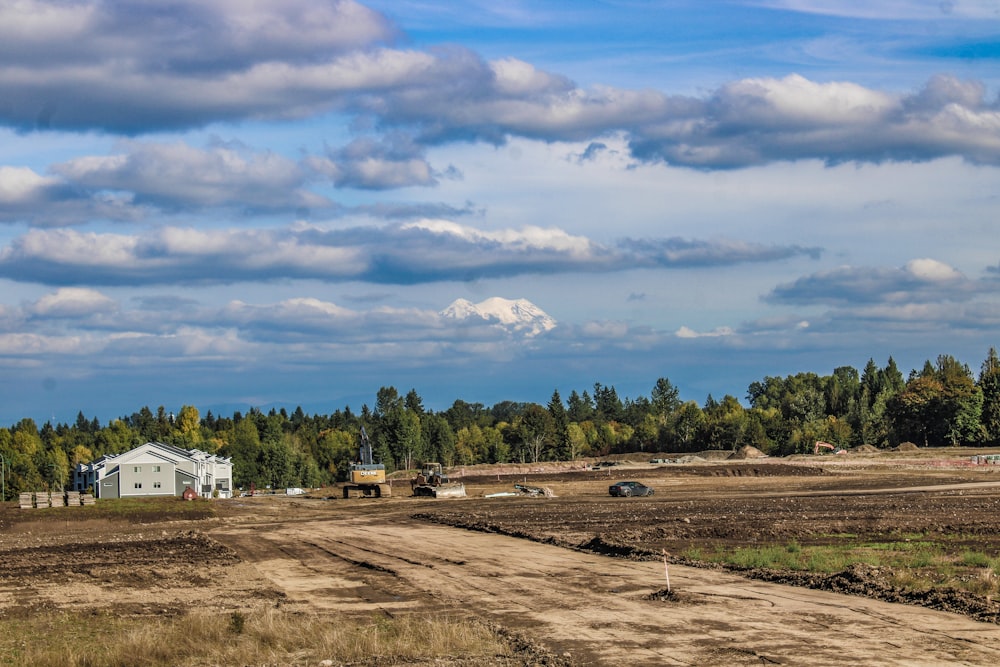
662 549 671 592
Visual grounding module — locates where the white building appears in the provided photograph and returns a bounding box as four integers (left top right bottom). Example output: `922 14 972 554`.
74 442 233 499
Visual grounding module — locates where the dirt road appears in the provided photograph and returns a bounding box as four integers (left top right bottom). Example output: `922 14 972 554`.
212 504 1000 666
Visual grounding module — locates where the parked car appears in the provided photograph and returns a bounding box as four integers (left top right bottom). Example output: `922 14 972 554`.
608 481 654 497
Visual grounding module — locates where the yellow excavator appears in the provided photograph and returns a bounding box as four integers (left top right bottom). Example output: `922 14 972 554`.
343 426 390 498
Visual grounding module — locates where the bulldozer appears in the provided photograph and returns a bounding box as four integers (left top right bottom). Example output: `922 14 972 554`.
342 426 390 498
411 462 466 498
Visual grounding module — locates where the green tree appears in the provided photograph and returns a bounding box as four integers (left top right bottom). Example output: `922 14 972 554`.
593 383 624 422
979 347 1000 444
669 401 706 452
546 390 571 459
826 366 860 417
566 390 594 422
221 418 262 489
889 356 984 446
565 423 589 460
313 429 355 482
444 400 488 431
651 377 681 422
175 405 203 445
519 404 554 462
423 413 457 466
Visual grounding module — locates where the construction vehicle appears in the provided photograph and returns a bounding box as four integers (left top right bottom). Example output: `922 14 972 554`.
814 441 845 455
411 462 466 498
343 427 390 498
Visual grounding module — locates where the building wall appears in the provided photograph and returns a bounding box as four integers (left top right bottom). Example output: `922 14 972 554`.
175 469 198 496
118 458 175 497
99 470 120 499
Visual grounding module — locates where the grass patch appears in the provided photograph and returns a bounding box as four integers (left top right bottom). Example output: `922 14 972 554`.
28 496 218 525
85 497 216 522
0 608 511 667
682 535 1000 597
960 550 992 568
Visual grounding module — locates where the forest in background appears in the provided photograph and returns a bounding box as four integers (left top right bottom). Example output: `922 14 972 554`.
2 349 1000 499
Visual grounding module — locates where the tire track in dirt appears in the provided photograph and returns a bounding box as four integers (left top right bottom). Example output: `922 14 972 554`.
213 510 1000 666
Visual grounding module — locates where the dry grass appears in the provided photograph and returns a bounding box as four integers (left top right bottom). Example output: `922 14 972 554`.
1 607 511 667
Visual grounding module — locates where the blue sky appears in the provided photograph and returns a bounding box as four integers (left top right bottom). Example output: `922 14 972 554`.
2 0 999 424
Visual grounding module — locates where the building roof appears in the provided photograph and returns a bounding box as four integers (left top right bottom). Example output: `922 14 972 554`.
76 441 232 471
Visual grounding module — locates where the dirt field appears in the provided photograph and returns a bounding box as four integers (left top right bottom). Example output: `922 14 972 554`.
5 449 1000 665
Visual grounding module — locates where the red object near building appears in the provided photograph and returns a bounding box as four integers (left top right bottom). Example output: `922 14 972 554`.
182 486 198 501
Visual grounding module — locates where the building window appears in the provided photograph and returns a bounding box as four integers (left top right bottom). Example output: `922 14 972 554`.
134 482 142 489
152 465 161 473
153 482 161 489
133 466 141 473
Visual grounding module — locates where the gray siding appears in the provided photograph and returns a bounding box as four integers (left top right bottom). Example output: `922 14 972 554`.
175 470 197 497
100 470 120 499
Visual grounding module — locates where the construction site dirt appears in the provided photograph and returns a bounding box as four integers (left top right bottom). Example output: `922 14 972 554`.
4 449 1000 665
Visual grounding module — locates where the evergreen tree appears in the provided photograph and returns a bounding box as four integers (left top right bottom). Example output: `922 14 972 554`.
404 389 425 416
566 390 593 422
651 377 681 422
593 383 624 422
883 357 905 394
546 390 571 459
979 347 1000 444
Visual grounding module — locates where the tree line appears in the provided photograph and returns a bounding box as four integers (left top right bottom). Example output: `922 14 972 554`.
2 348 1000 499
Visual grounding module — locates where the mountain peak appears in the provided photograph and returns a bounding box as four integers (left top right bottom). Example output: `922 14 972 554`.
441 297 556 336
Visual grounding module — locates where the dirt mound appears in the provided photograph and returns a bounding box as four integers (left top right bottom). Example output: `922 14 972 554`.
728 446 767 460
855 444 879 453
895 441 920 451
693 450 733 460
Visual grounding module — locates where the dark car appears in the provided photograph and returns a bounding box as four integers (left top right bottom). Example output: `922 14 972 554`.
609 481 654 497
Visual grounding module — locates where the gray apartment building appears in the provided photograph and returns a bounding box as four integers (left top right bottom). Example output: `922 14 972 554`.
74 442 233 499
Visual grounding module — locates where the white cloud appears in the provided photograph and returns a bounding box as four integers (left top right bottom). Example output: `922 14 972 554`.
31 287 117 318
2 4 998 168
0 166 59 202
53 141 331 211
0 221 818 286
767 259 981 306
749 1 997 20
904 258 964 281
675 326 735 339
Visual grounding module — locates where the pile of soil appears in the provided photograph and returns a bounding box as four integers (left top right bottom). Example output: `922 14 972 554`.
729 446 767 459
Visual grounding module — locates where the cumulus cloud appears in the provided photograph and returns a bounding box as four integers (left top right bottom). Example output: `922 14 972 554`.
0 0 396 131
0 288 557 366
305 134 437 189
0 165 144 226
675 325 736 339
630 74 1000 167
1 3 997 168
766 259 980 306
0 141 343 226
53 141 332 212
0 222 819 286
30 287 118 318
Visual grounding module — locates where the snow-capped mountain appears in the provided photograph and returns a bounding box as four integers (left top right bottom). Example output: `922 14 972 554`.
441 297 557 336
